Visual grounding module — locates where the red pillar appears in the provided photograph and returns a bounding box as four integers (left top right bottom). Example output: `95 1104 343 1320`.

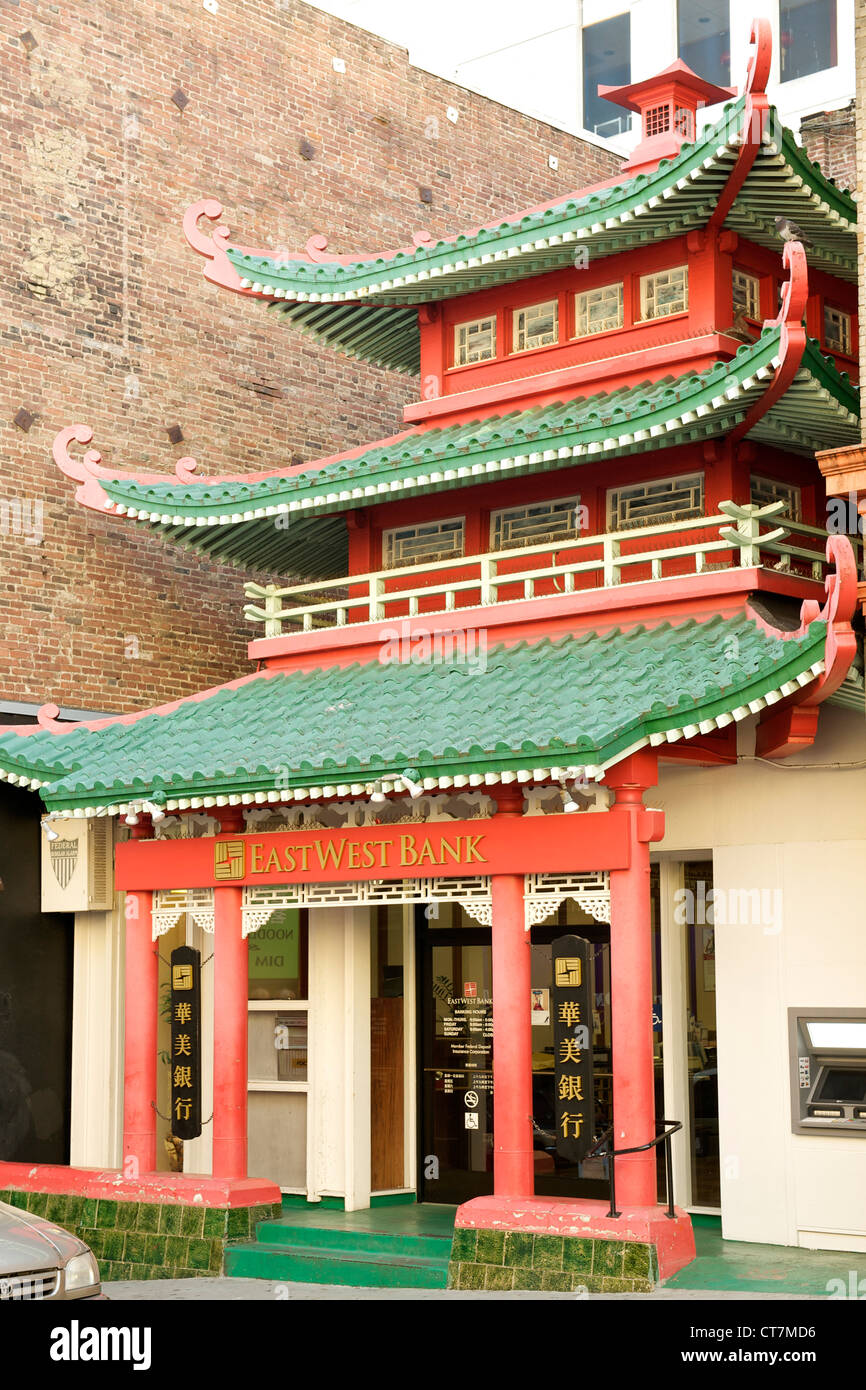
212 880 248 1180
123 887 158 1175
608 752 659 1207
491 788 534 1198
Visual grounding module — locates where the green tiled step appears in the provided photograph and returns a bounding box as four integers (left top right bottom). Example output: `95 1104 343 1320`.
225 1240 448 1289
252 1216 449 1260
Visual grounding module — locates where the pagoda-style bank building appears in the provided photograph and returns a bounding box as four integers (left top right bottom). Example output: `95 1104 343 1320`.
2 25 865 1289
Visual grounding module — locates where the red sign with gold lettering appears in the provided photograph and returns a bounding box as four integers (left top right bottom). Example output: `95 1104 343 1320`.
115 811 659 891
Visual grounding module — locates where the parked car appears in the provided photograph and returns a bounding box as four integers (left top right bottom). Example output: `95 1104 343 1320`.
0 1199 104 1300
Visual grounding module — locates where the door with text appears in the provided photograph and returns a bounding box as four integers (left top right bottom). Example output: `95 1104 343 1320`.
418 903 612 1204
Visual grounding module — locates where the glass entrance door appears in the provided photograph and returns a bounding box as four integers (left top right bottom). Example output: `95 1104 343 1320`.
418 904 612 1204
419 920 494 1204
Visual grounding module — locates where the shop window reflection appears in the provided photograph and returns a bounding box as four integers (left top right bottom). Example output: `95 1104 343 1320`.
247 908 308 1001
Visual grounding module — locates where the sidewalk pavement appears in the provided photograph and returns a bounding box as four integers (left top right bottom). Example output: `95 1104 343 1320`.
105 1277 821 1300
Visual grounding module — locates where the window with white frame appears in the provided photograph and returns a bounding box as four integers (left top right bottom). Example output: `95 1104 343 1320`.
639 266 689 321
512 299 559 353
453 316 497 367
823 304 853 356
382 517 465 569
490 496 581 552
607 473 704 531
750 475 802 521
575 282 624 338
732 269 761 321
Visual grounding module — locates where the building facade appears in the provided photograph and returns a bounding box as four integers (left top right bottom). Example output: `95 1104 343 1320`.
311 0 856 145
1 20 864 1289
0 0 618 1191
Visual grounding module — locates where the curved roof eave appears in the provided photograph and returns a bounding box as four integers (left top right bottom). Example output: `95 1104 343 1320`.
180 87 855 373
0 601 845 818
50 310 858 574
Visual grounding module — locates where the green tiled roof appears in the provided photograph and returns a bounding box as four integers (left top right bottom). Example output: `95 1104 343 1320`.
0 612 827 815
96 330 857 575
222 99 855 372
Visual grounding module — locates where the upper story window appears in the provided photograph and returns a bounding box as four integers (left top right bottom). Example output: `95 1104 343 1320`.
453 316 496 367
575 282 624 338
732 269 761 321
582 13 631 137
780 0 837 81
490 495 581 552
639 266 688 322
677 0 730 87
608 473 704 531
512 299 559 354
750 475 802 521
823 304 853 356
382 517 465 569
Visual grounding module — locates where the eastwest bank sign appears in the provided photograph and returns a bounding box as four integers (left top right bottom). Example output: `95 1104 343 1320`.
115 813 654 891
240 830 486 877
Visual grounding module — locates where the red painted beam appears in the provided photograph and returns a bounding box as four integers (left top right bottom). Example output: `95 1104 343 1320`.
755 703 820 759
116 813 635 891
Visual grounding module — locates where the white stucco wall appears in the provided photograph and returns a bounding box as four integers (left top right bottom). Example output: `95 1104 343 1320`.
69 900 124 1170
656 704 866 1250
307 907 371 1208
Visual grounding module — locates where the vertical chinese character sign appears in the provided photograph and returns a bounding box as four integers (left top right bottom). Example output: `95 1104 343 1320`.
170 945 201 1140
552 934 595 1163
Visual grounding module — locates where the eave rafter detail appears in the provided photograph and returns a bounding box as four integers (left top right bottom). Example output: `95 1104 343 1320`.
180 24 854 373
48 246 858 574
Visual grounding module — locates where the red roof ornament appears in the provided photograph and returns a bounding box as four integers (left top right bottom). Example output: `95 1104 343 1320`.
599 59 736 176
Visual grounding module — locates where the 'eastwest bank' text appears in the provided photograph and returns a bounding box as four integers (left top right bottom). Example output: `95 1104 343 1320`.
248 833 488 876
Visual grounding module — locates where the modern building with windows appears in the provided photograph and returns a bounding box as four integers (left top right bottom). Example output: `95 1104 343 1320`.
313 0 854 145
0 23 864 1290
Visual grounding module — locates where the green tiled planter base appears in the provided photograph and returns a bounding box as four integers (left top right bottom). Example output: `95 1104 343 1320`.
448 1227 658 1293
0 1187 281 1282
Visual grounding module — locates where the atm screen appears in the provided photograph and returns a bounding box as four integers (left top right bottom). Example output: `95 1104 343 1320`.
817 1068 866 1103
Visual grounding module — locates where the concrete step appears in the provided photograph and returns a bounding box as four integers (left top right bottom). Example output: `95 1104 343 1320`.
252 1217 452 1261
225 1239 449 1289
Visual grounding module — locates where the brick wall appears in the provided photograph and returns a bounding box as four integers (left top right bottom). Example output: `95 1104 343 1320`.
0 0 620 712
799 102 857 194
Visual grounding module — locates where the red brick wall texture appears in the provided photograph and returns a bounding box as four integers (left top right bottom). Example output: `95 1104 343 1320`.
0 3 854 712
0 0 619 712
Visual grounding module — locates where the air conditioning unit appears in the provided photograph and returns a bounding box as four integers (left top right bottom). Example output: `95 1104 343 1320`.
41 819 115 912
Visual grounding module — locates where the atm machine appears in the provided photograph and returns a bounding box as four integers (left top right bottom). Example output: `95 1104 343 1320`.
789 1008 866 1137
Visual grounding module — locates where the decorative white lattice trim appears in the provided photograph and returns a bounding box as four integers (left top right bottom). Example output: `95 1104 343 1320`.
524 871 609 898
153 813 219 840
460 902 493 926
152 887 215 940
243 791 496 832
241 875 494 932
526 897 566 926
240 872 611 934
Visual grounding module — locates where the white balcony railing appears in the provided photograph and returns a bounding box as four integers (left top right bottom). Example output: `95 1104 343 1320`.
243 501 850 640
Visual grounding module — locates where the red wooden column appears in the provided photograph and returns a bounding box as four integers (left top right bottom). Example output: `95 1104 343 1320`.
490 788 534 1197
212 810 248 1180
607 751 660 1207
123 816 158 1174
